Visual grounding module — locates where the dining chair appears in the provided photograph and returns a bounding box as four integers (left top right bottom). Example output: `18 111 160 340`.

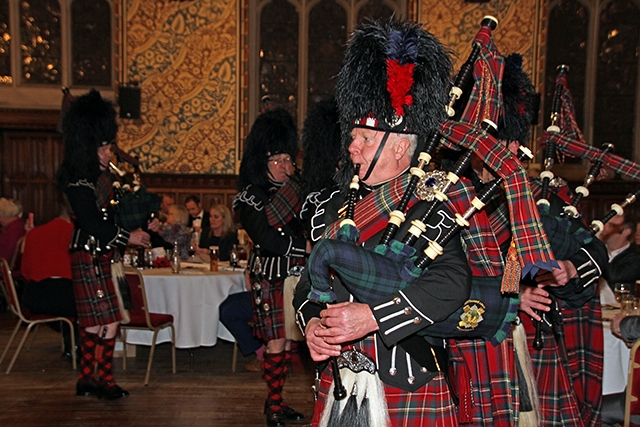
625 338 640 427
9 235 25 272
231 341 238 372
0 258 76 374
121 269 176 385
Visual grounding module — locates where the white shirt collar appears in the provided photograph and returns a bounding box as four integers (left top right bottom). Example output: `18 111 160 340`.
609 242 630 262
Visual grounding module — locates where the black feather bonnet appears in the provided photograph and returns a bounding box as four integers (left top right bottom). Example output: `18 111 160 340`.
498 53 537 145
334 20 453 187
237 107 298 190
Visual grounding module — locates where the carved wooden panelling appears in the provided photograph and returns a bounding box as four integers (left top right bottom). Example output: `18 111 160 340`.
0 129 65 225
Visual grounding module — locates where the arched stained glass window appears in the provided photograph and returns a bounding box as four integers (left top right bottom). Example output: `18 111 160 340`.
260 0 299 117
594 0 639 160
20 0 62 84
71 0 112 87
545 0 640 163
357 0 395 24
308 0 346 110
545 0 588 130
252 0 406 126
0 0 10 84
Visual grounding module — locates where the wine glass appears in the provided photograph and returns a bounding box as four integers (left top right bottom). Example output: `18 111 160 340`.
188 230 200 261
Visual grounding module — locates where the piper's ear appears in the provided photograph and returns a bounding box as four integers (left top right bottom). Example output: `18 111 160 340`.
394 136 410 160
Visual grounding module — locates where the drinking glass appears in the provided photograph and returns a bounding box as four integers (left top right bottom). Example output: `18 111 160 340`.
188 231 200 260
621 292 636 315
615 282 631 303
144 247 155 269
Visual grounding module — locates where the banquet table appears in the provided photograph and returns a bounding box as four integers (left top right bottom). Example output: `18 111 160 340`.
602 304 631 395
123 265 246 349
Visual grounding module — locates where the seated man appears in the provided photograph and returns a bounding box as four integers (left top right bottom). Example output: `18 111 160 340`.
185 195 209 232
21 204 78 359
604 312 640 426
219 271 265 372
600 213 640 291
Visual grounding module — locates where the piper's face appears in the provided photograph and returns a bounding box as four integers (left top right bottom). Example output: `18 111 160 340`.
98 144 113 170
267 154 294 183
348 127 406 186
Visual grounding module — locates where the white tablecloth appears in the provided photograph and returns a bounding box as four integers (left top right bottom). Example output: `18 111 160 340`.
602 281 631 395
603 320 631 395
123 267 245 348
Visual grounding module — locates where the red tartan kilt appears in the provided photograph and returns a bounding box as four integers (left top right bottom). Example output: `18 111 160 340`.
71 250 122 327
519 312 586 425
447 336 518 426
251 278 285 342
311 366 458 427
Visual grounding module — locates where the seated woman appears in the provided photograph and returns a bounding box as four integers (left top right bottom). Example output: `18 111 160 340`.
21 205 78 359
160 204 191 259
197 204 238 262
0 197 26 272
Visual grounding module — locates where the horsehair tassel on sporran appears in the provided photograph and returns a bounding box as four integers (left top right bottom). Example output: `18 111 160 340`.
538 64 569 207
563 142 614 218
413 144 532 271
445 15 499 118
402 119 497 248
591 186 640 236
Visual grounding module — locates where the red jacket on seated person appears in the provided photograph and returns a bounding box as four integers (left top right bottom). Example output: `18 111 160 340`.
21 216 73 283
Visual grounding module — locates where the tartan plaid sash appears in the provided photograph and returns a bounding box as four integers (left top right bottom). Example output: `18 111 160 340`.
441 122 557 278
96 171 113 209
448 178 504 277
459 25 504 127
265 178 304 229
439 20 556 279
323 173 416 243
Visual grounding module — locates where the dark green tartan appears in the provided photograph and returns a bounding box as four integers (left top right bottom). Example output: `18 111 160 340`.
116 188 161 231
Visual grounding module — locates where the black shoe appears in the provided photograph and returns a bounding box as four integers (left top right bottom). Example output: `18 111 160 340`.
96 383 129 400
76 380 97 397
265 408 285 427
281 405 304 422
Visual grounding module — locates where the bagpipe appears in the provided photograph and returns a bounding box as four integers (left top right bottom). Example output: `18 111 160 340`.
530 63 640 349
307 15 546 349
108 146 161 232
59 87 160 232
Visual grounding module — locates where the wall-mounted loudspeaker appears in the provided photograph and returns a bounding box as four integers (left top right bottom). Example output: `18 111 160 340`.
119 85 141 119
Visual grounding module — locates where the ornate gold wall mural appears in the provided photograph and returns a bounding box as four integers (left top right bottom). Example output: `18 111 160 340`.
419 0 537 76
117 0 238 174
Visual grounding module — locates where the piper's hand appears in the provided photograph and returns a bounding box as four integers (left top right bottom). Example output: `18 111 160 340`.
147 218 161 233
305 318 340 361
535 260 577 287
316 302 379 345
519 285 551 321
128 229 150 247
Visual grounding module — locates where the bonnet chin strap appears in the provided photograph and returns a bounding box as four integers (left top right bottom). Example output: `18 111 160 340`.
360 131 391 182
